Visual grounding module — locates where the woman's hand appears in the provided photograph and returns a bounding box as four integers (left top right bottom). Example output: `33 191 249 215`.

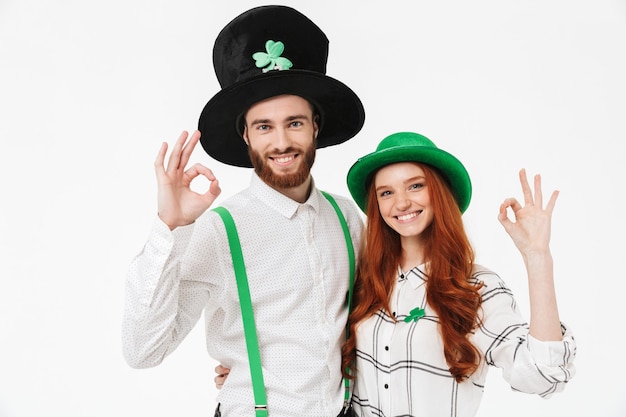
498 168 558 257
214 364 230 389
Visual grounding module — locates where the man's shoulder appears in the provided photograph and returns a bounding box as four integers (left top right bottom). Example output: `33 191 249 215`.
318 190 359 211
317 189 364 234
194 189 254 230
210 188 255 212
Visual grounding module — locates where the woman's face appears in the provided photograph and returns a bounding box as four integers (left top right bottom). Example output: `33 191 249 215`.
374 162 434 241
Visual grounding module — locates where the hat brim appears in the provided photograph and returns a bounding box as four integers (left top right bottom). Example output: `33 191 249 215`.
347 146 472 213
198 70 365 167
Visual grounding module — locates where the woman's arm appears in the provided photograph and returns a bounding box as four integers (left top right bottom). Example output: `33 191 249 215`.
498 169 562 341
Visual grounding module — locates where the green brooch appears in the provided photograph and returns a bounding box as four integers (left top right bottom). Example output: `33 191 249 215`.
404 307 425 323
252 40 293 72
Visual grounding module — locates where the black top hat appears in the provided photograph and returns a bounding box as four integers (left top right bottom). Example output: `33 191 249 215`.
197 5 366 167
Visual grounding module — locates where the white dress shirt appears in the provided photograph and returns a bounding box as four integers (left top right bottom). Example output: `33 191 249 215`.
122 173 363 417
352 264 576 417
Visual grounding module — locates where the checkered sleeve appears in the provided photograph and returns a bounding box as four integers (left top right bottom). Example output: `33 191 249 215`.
474 267 576 398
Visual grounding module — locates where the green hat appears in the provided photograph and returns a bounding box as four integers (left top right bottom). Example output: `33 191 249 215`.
346 132 472 213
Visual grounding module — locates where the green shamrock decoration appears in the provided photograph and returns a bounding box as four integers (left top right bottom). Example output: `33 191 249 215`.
403 307 425 323
252 40 293 72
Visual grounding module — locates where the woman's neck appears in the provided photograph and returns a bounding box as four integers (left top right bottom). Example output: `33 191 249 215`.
400 236 425 272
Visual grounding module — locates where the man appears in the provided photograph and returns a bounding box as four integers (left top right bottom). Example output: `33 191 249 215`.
122 5 365 417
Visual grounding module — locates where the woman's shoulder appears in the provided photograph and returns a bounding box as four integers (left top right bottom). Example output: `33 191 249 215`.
470 264 508 291
471 263 497 279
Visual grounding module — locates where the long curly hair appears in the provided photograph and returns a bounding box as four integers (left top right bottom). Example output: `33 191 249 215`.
342 163 483 383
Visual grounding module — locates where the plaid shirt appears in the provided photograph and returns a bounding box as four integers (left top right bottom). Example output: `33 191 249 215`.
352 265 576 417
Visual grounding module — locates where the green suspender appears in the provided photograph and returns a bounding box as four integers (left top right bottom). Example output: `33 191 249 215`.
213 206 268 417
320 191 356 407
213 192 355 417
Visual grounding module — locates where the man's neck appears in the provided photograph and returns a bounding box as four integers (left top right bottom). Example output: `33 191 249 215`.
271 176 313 203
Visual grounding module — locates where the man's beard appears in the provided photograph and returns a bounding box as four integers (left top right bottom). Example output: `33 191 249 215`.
248 143 316 189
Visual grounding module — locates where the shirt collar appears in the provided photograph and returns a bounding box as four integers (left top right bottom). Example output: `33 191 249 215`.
248 172 320 219
404 264 428 289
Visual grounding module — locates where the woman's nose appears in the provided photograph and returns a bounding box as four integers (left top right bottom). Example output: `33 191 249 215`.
394 193 411 210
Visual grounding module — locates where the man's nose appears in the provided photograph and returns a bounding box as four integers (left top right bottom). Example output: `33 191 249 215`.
273 128 292 150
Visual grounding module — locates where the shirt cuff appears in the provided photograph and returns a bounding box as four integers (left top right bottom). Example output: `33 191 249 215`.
527 324 576 367
151 216 195 257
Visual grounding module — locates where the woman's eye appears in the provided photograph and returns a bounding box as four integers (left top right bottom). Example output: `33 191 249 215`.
410 183 424 190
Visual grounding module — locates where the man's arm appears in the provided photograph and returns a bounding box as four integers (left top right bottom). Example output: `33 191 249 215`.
122 130 220 367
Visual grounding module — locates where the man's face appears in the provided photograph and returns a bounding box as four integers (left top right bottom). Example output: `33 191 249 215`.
243 95 318 189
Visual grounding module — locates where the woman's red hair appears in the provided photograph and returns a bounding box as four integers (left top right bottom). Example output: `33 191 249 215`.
342 163 483 383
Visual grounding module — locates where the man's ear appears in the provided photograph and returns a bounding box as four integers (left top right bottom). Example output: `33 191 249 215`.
242 126 250 145
313 114 320 139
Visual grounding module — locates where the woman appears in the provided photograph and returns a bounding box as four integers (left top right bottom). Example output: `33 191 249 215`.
342 131 576 417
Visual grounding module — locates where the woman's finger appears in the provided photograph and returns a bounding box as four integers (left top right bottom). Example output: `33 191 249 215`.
518 168 534 207
533 173 544 208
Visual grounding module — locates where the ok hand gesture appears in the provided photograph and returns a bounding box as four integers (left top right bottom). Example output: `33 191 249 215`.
498 169 558 256
498 169 564 341
155 130 221 230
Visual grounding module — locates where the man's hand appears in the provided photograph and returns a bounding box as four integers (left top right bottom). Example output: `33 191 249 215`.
155 130 221 230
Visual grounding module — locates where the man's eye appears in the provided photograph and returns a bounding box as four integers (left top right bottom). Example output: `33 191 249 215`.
258 125 270 130
290 121 303 127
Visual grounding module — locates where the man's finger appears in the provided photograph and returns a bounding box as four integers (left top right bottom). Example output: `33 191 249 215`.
179 130 201 170
166 131 189 172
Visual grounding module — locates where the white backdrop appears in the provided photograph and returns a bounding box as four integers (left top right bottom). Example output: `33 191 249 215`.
1 0 625 416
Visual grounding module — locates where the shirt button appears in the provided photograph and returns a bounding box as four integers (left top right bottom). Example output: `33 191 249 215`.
385 346 389 351
384 384 389 389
